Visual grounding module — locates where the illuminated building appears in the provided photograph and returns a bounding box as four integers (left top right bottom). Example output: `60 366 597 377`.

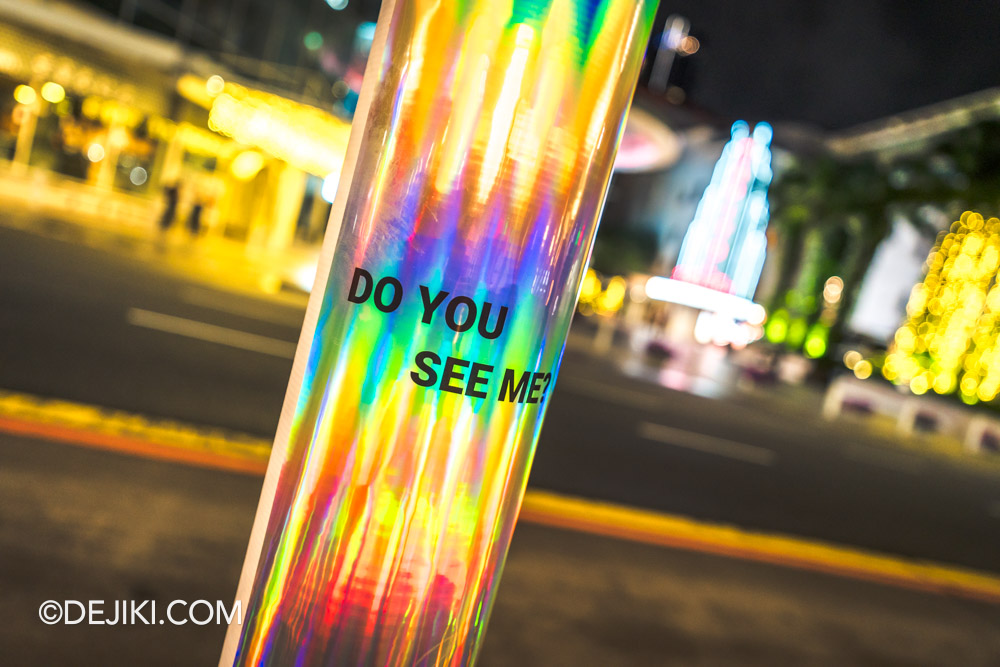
672 120 773 300
885 211 1000 403
632 121 772 348
0 1 347 254
596 93 738 277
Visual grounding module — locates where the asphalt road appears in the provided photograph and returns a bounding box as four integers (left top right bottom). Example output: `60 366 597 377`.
4 433 999 667
2 222 1000 573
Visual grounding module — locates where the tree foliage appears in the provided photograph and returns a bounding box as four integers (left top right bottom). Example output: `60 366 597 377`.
767 119 1000 357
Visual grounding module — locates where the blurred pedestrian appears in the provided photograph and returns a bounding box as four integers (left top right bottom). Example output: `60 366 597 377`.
158 182 179 234
187 196 203 238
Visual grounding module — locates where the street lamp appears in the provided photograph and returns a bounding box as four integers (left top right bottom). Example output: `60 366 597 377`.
648 14 690 94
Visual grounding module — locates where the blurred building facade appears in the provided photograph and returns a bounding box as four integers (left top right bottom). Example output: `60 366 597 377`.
596 80 1000 365
598 89 799 281
833 87 1000 344
5 0 1000 369
0 0 351 251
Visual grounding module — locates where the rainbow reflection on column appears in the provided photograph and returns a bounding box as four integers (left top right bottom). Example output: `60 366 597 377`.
226 1 657 665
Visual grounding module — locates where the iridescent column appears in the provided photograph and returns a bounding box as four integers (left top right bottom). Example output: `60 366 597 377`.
222 1 657 665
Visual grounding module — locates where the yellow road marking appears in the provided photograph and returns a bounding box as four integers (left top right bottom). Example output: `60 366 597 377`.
0 390 270 473
2 389 999 603
519 491 1000 604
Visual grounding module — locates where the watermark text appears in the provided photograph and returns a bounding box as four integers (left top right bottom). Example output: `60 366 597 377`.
38 600 242 626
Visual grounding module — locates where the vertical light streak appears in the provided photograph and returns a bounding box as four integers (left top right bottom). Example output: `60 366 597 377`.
475 23 535 204
672 121 773 300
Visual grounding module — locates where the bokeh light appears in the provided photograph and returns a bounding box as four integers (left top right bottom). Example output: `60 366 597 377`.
86 143 105 162
13 84 36 105
304 32 323 51
578 269 629 316
206 75 225 96
843 350 863 368
886 212 1000 400
803 323 828 359
764 309 788 343
823 276 843 304
40 82 65 104
677 35 700 55
230 151 265 181
128 167 148 186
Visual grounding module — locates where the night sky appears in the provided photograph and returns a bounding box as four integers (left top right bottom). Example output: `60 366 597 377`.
650 0 1000 130
80 0 1000 131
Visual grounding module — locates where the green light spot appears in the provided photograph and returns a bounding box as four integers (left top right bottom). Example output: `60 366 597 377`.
787 318 808 348
803 335 826 359
304 31 323 50
764 309 788 343
803 323 829 359
765 319 786 343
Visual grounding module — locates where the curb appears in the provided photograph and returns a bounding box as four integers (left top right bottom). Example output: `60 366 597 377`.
0 391 269 475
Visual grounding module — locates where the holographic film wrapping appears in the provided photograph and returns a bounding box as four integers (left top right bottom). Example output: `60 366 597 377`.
224 1 656 664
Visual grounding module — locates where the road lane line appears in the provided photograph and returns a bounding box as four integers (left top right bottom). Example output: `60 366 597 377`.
179 287 304 328
845 445 926 475
559 375 664 411
3 389 1000 604
127 308 297 358
638 421 776 466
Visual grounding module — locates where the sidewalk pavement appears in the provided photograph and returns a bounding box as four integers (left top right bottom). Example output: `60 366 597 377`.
0 168 316 306
484 522 1000 667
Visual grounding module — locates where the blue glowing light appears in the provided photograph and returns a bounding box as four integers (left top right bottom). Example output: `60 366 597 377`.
672 120 773 301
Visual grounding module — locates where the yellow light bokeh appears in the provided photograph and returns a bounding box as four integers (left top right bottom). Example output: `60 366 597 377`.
578 270 628 316
40 81 65 104
932 373 954 395
909 375 929 395
823 275 843 304
843 350 862 369
579 269 601 305
86 143 105 162
207 87 349 177
13 84 36 105
596 276 627 314
888 212 1000 399
231 151 265 181
176 74 351 177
